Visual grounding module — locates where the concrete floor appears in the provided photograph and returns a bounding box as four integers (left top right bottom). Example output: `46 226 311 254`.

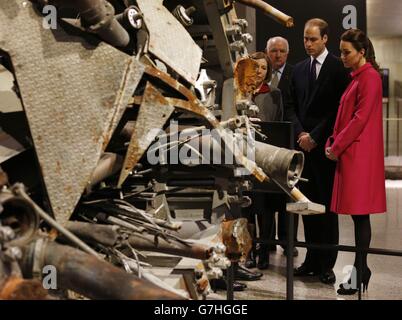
213 180 402 300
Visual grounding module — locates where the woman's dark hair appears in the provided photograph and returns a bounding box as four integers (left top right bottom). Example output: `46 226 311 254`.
341 28 380 73
249 51 272 82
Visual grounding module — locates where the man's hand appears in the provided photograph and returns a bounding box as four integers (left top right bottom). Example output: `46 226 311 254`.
297 132 317 152
325 147 338 161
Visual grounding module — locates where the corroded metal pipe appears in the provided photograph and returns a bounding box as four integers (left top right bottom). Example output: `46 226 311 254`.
21 240 184 300
176 134 304 188
64 221 120 247
128 233 212 260
34 0 130 47
87 153 123 191
0 191 39 248
254 140 304 188
64 221 210 260
236 0 294 27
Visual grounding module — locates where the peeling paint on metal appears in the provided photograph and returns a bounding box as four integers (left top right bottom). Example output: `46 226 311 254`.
118 82 174 187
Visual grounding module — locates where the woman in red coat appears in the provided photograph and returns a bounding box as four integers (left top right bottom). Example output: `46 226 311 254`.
325 29 386 295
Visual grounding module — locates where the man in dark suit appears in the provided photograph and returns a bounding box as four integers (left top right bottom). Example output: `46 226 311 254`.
285 19 350 284
265 36 299 257
266 36 293 96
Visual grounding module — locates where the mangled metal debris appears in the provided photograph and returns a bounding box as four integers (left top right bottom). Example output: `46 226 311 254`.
0 0 324 300
0 0 144 224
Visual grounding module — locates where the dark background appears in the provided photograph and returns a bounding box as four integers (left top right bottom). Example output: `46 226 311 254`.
256 0 367 64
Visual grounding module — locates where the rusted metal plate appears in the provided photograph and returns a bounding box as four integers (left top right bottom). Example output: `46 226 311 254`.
234 57 259 98
0 1 144 224
220 218 251 262
137 0 202 85
118 82 174 187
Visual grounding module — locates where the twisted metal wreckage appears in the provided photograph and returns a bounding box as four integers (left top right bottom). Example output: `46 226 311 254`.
0 0 325 300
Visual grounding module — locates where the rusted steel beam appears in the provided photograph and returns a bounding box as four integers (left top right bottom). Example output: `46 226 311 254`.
144 66 220 127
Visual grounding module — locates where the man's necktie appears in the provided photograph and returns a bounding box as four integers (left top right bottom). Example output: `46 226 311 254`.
270 70 279 88
309 59 318 94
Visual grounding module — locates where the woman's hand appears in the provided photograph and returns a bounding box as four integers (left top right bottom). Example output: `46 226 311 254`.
325 147 338 161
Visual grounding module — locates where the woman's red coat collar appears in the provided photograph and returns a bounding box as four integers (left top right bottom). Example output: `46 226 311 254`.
350 62 372 78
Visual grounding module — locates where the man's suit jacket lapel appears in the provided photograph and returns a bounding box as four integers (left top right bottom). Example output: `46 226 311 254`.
278 64 291 88
300 59 311 112
306 54 332 107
